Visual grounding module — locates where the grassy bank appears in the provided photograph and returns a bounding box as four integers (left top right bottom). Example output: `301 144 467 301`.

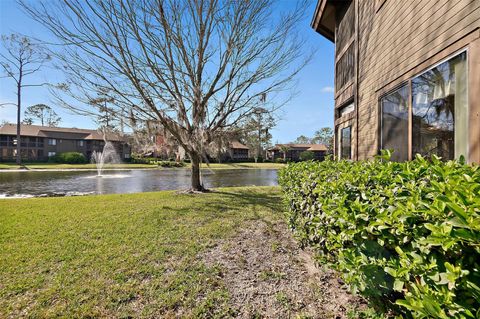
0 187 283 317
197 162 285 169
0 162 285 170
0 163 157 170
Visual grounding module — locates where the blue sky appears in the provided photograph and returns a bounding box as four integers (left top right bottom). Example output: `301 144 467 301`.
0 0 334 143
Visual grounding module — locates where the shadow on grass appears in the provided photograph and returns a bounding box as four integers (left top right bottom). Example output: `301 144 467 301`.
153 188 285 230
210 188 284 213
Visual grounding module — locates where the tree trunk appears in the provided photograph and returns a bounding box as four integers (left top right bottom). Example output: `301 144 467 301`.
16 81 21 165
190 153 205 191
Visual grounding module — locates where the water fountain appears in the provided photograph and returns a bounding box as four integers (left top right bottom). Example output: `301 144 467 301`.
91 141 121 177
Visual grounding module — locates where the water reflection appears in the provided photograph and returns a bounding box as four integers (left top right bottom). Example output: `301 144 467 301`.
0 169 278 197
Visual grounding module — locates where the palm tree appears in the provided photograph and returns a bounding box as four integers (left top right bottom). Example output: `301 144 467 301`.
279 145 291 161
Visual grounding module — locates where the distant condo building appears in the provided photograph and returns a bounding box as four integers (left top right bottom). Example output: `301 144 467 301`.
0 124 131 162
267 144 328 161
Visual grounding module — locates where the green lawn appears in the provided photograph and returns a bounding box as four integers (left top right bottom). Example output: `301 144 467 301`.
0 187 283 318
0 162 285 170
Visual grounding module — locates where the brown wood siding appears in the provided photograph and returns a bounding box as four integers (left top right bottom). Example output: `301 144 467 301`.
355 0 480 159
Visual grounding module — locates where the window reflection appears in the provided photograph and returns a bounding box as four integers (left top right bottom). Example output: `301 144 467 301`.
412 52 467 160
381 85 409 161
341 126 351 159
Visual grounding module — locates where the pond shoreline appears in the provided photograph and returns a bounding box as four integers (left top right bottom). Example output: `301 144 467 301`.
0 167 282 172
0 163 285 172
0 168 158 172
0 168 279 198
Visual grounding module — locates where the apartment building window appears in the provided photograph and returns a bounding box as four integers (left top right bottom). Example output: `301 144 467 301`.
338 126 352 160
77 140 84 147
338 102 355 117
412 52 467 160
381 85 409 161
48 138 56 146
380 51 468 161
48 151 56 157
0 136 8 146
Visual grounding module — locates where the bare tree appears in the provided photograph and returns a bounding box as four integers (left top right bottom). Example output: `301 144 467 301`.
22 0 310 190
0 34 50 164
24 103 62 127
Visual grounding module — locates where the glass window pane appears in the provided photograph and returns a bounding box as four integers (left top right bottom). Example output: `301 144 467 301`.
341 126 351 159
412 52 467 160
381 85 409 161
339 102 355 116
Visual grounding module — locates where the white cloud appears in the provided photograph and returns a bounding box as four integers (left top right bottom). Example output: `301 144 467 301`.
321 86 334 93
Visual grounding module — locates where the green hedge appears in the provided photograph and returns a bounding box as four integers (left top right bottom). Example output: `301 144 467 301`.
49 152 87 164
156 160 185 168
279 153 480 318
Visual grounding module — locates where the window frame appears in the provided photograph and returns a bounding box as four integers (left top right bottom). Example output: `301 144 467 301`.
378 49 468 161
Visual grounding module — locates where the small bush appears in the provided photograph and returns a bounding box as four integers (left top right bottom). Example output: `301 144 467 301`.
49 152 87 164
130 156 185 167
156 160 185 168
131 156 157 164
130 156 149 164
279 152 480 318
275 158 285 163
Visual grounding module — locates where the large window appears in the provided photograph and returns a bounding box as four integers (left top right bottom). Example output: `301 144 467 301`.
340 126 351 159
48 138 56 146
412 52 467 160
381 85 409 161
380 51 468 161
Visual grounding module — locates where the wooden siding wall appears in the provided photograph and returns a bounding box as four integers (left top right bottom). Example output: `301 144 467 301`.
355 0 480 160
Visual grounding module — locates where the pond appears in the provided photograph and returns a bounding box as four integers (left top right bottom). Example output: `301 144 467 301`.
0 169 279 198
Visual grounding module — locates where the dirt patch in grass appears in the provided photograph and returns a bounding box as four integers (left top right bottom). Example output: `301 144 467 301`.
202 219 368 318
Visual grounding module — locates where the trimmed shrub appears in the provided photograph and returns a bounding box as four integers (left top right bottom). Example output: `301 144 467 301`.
156 160 185 168
275 158 286 163
130 156 185 167
279 152 480 318
49 152 87 164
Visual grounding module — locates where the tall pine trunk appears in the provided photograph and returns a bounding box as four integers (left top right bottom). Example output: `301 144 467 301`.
16 80 22 165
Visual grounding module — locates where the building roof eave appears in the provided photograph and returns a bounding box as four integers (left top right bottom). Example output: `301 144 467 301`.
311 0 338 43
